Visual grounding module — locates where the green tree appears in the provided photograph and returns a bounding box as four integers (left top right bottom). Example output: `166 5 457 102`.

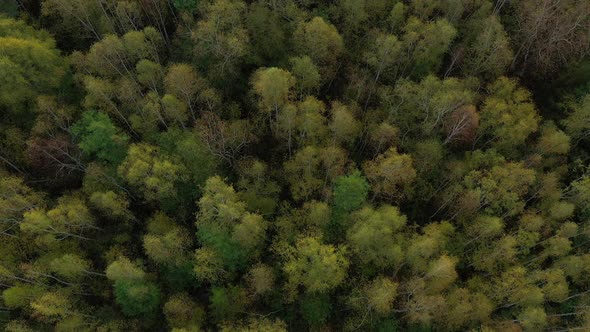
0 17 65 112
71 110 129 165
399 18 456 79
461 15 513 80
282 236 348 299
290 56 321 96
118 143 187 202
0 175 44 237
246 2 287 64
251 67 295 119
114 279 161 317
192 0 249 80
480 77 540 153
563 93 590 143
21 194 96 243
363 147 416 200
284 146 347 201
164 63 209 120
332 171 369 216
329 102 361 146
347 205 406 270
293 17 344 79
164 293 205 329
210 285 249 322
143 212 192 266
196 177 267 273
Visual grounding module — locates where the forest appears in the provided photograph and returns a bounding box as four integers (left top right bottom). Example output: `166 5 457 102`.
1 0 590 331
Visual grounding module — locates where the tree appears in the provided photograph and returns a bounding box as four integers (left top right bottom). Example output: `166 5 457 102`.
30 292 72 321
161 94 190 127
283 146 347 201
329 102 361 146
282 236 348 298
71 110 129 165
192 0 249 79
143 213 192 266
300 293 331 326
49 254 91 280
247 264 274 296
364 31 401 84
363 276 398 316
105 256 160 317
158 128 218 194
21 194 96 243
89 191 132 220
480 77 540 153
563 93 590 143
220 318 287 332
164 293 205 329
363 147 416 200
3 285 44 309
41 0 100 36
332 170 369 218
406 221 454 272
251 67 295 119
386 75 475 138
424 255 458 293
511 0 590 77
236 159 280 216
196 112 256 166
0 17 65 112
443 105 479 145
114 279 161 317
118 143 187 202
444 288 493 330
293 17 344 79
296 96 329 146
399 18 456 79
347 205 406 270
106 256 145 282
290 56 321 96
210 285 249 322
518 307 547 331
461 15 513 80
0 175 44 237
136 59 163 92
536 122 571 156
246 2 287 65
196 176 267 272
454 162 537 219
164 64 207 120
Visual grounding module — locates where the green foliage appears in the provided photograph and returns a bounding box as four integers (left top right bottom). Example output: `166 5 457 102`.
114 280 161 317
332 171 369 215
347 205 407 270
118 143 188 203
72 110 129 164
3 4 590 332
480 77 540 153
300 293 331 325
0 17 65 111
210 285 248 322
293 17 344 79
282 237 349 298
173 0 198 13
196 176 267 273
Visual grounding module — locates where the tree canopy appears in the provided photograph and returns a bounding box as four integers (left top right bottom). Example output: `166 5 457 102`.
1 1 590 331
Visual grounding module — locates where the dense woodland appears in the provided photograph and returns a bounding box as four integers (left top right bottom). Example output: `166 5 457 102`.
1 0 590 331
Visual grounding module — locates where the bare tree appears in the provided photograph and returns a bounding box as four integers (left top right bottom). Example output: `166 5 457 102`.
512 0 590 76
